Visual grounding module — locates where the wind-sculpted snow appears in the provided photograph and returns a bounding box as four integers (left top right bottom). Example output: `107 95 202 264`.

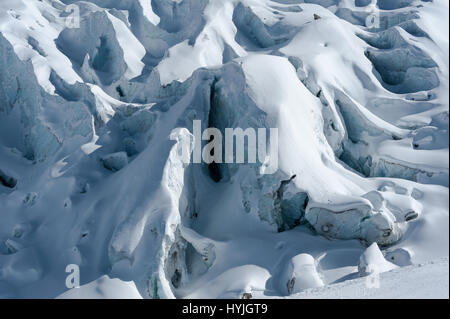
0 0 448 298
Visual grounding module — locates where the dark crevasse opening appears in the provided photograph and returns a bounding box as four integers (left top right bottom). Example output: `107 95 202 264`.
274 175 311 233
206 79 223 183
0 169 17 189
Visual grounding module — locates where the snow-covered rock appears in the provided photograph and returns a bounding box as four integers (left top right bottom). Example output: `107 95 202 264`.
283 254 324 295
358 243 397 277
101 152 128 171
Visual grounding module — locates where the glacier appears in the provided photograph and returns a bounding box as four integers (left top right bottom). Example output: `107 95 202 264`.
0 0 448 299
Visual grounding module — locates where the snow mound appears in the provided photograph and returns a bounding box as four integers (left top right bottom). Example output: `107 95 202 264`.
283 254 324 295
57 275 142 299
358 243 397 276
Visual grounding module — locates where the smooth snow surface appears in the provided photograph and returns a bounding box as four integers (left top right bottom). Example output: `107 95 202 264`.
0 0 448 299
57 275 142 299
281 258 449 299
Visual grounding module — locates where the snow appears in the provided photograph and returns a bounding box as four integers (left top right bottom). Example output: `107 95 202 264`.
106 12 146 80
0 0 83 94
282 258 449 299
282 254 324 295
101 152 129 171
156 0 244 85
138 0 161 26
358 243 397 276
0 0 448 299
57 275 142 299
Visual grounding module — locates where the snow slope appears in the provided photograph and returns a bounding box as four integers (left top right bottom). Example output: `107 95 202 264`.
57 275 142 299
0 0 448 299
281 258 449 299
